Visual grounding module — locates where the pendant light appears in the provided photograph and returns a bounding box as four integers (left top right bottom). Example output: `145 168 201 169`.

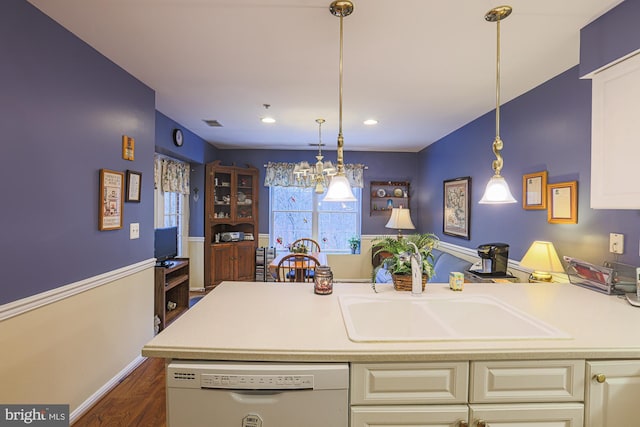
324 0 357 202
479 5 517 204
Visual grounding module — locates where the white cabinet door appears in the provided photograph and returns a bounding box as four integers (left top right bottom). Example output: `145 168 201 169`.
470 360 585 403
351 405 468 427
470 403 584 426
590 51 640 209
586 360 640 426
351 362 469 405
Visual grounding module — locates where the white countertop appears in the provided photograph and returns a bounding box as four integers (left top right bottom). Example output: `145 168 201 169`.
142 281 640 362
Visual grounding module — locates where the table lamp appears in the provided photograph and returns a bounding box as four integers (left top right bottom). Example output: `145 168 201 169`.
520 241 564 282
385 207 415 239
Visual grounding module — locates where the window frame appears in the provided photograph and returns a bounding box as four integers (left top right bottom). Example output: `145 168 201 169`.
269 186 361 254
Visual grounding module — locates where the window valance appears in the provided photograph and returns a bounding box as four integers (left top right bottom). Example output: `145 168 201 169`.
154 155 190 195
263 162 365 188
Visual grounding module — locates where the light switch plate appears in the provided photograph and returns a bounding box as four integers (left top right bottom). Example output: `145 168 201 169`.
130 223 140 240
609 232 623 254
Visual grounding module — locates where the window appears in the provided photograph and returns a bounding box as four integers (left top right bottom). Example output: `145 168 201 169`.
270 186 361 253
155 190 185 256
153 155 190 258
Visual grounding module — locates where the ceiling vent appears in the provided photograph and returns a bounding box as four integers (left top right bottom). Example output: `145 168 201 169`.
203 119 223 127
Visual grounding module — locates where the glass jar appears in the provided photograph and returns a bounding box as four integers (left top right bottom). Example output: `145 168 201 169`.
314 265 333 295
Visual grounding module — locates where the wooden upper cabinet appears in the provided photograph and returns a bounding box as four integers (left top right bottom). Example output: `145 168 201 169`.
207 161 258 223
205 161 259 289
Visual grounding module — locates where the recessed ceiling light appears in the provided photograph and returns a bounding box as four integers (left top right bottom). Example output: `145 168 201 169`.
364 119 378 125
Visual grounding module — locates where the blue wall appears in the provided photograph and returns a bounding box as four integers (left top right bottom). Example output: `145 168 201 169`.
0 0 156 305
4 0 639 307
154 111 218 237
215 149 421 236
580 0 640 77
419 0 640 266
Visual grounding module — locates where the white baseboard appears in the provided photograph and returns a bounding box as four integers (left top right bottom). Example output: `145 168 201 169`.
70 355 147 424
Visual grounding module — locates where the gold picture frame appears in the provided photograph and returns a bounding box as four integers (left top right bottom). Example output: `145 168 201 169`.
522 171 547 210
122 135 135 161
547 181 578 224
99 169 124 230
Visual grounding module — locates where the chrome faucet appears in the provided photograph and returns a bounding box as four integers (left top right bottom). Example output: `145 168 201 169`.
407 242 422 296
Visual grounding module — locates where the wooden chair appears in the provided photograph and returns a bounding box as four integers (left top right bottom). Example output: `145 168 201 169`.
291 238 321 252
276 254 320 282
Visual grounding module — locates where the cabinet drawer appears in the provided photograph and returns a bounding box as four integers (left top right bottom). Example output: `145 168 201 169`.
469 402 584 426
351 405 468 427
351 362 468 405
470 360 585 403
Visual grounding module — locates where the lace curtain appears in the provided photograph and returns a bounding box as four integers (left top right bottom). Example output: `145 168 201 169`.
264 162 365 188
154 155 190 194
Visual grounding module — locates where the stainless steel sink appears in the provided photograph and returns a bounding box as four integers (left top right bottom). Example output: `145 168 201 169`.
339 294 570 342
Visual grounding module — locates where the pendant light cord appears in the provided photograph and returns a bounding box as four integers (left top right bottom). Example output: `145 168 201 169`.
491 13 504 176
336 12 345 173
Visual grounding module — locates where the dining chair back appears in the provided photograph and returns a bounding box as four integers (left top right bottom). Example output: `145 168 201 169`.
291 238 321 253
276 253 320 282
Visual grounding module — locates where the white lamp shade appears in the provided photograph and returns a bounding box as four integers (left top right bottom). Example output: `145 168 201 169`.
385 207 416 230
479 175 517 204
520 241 564 273
323 174 356 202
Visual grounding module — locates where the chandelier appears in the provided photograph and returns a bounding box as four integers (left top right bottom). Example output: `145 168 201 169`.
293 119 337 193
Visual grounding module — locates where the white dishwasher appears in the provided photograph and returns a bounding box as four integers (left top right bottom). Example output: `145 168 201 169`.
167 360 349 427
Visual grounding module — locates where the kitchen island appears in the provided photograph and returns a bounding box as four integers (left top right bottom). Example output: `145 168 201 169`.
143 281 639 362
142 281 640 426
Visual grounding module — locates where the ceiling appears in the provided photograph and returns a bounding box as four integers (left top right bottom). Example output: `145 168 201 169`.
28 0 622 152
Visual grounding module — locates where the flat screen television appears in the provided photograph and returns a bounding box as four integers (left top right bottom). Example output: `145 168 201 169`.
154 226 178 267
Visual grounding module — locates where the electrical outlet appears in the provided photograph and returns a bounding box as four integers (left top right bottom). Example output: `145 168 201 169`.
130 223 140 240
609 232 624 254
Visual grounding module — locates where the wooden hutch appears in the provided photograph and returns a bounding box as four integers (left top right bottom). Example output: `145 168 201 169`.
205 161 259 289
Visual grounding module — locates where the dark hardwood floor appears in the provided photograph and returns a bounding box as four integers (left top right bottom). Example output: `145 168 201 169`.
73 357 166 427
74 292 210 426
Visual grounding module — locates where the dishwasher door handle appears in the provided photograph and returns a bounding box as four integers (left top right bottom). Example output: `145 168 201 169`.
230 390 286 404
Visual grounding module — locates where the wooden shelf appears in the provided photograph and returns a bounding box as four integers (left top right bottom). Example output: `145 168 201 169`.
154 258 189 333
370 180 410 215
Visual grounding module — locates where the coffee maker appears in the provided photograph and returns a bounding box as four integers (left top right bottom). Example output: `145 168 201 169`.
475 243 509 276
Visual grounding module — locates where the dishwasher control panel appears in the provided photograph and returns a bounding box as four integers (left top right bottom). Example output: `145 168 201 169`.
167 361 348 392
201 374 314 390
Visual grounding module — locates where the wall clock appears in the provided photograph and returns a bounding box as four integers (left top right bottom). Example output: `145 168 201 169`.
172 128 184 147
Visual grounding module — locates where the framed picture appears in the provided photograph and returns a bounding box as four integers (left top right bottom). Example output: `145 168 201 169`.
548 181 578 224
443 177 471 239
122 135 135 161
125 170 142 202
522 171 547 210
99 169 124 230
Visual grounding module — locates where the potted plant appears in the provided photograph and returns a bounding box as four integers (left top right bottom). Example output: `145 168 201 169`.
371 233 439 292
289 242 308 254
348 236 360 254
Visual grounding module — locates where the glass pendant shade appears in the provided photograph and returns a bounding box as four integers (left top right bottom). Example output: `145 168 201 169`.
324 174 356 201
479 174 517 204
